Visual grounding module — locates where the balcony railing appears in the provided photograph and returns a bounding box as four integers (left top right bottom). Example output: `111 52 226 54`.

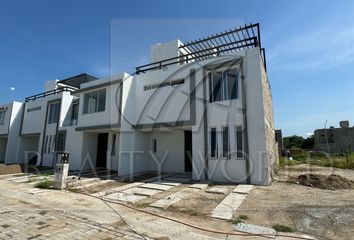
136 23 266 74
25 86 77 102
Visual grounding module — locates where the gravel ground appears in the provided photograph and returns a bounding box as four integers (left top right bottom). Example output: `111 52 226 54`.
236 164 354 240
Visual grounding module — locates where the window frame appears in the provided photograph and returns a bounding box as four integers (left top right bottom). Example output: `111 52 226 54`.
71 101 79 125
222 126 230 159
48 102 60 124
208 67 239 103
83 89 106 114
152 139 157 153
235 125 244 159
0 110 5 125
210 127 218 159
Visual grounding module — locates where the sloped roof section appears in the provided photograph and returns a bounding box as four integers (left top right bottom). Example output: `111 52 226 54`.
58 73 97 89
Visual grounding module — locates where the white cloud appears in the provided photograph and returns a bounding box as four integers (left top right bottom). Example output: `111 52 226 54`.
9 87 15 91
268 24 354 71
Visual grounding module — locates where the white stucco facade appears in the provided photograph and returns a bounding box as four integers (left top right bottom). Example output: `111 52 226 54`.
0 26 277 185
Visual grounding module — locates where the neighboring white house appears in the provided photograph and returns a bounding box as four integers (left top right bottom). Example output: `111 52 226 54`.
18 74 97 168
0 23 278 185
0 101 23 164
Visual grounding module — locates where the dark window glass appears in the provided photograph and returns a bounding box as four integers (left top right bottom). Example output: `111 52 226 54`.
71 102 79 125
98 89 106 112
152 139 157 153
83 89 106 114
48 102 60 124
209 69 238 102
56 132 66 152
227 69 238 99
211 128 217 158
0 111 5 125
48 135 52 153
236 126 243 158
222 126 229 158
213 72 222 102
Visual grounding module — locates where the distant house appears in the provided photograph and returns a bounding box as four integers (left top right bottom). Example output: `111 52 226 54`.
314 121 354 154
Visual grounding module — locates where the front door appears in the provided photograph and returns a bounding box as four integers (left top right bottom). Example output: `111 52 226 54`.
184 130 193 172
96 133 108 168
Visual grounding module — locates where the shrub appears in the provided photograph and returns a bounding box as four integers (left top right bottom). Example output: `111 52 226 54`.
273 224 294 232
34 179 54 189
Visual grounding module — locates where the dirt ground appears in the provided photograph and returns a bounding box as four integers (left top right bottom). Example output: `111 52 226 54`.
236 164 354 240
0 163 23 175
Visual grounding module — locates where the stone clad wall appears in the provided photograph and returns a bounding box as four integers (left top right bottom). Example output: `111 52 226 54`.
260 62 278 182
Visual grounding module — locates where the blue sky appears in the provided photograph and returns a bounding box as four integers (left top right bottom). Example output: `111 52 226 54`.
1 0 354 137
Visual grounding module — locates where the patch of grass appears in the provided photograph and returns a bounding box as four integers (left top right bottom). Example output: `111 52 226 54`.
134 202 150 208
34 179 54 189
13 173 26 177
279 157 301 168
272 224 294 232
208 182 216 187
67 188 82 193
230 217 243 225
230 215 249 225
238 214 249 220
282 150 354 170
167 206 205 217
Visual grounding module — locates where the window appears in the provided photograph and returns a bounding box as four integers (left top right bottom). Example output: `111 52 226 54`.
56 132 66 152
71 102 79 125
152 139 157 153
144 79 184 91
52 135 56 153
209 69 239 103
83 89 106 114
210 128 217 158
48 135 52 154
111 134 116 156
236 126 243 158
27 106 41 112
222 126 229 158
48 102 60 124
0 110 5 125
44 136 48 154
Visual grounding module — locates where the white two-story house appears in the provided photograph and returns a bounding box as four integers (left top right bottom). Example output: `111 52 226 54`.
0 23 278 185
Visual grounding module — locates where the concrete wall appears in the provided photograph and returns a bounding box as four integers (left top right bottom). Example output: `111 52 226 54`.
5 102 24 164
81 132 98 169
107 131 120 171
244 47 274 185
0 138 7 162
148 130 185 173
314 127 354 154
151 39 182 62
260 56 278 183
18 135 40 164
0 103 12 135
132 65 191 126
61 126 84 170
76 74 124 129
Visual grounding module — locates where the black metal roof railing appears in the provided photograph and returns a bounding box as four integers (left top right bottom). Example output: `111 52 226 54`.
25 86 77 102
136 23 266 74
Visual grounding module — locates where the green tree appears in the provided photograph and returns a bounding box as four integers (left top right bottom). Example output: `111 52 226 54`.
301 135 314 149
283 135 304 149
